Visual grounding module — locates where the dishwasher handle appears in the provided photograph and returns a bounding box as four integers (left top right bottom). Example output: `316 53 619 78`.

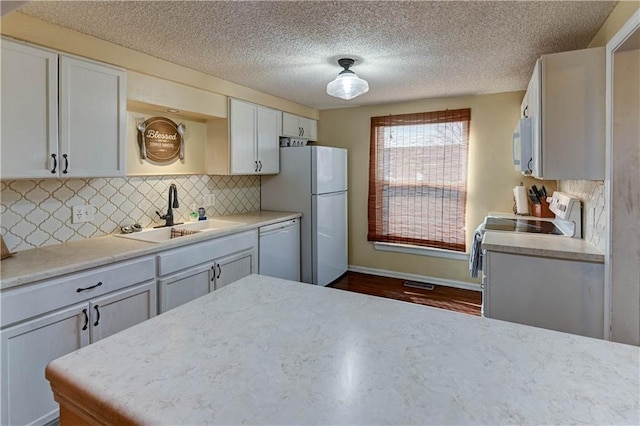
259 219 298 235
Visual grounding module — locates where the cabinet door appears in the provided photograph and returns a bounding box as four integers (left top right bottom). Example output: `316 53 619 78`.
89 281 157 342
540 47 605 180
300 116 317 141
1 39 58 179
485 250 604 338
256 106 280 174
59 55 126 177
229 98 257 174
214 249 255 290
159 264 213 313
527 60 542 179
281 112 300 137
1 303 89 426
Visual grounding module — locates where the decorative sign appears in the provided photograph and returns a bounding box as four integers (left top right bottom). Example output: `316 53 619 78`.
137 117 185 163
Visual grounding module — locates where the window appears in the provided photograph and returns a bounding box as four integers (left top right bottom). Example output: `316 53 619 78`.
368 108 471 252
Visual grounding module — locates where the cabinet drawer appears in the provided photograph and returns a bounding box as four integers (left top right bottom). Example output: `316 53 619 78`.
1 256 155 328
157 230 258 276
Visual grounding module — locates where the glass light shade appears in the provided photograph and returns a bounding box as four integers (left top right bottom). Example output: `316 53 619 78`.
326 71 369 100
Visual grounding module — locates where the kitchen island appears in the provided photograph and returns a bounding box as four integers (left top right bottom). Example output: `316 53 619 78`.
46 274 639 425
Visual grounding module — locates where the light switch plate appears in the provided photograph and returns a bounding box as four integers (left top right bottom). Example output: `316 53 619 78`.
72 205 94 223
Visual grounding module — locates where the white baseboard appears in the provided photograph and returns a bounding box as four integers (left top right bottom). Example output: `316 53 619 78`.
347 265 481 292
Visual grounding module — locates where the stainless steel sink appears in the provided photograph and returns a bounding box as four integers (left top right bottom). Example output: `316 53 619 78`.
114 219 246 243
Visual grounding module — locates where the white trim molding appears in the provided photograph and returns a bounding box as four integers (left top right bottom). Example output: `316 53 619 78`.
373 242 469 261
604 8 640 343
348 265 480 292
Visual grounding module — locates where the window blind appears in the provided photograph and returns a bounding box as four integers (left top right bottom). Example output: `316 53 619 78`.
367 108 471 252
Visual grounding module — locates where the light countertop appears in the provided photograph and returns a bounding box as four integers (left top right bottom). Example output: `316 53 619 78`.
0 211 300 291
482 231 605 263
46 274 639 425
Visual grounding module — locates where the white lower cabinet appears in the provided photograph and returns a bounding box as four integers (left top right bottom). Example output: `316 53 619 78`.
157 230 258 313
0 230 261 425
0 257 156 426
483 250 604 338
88 281 157 343
159 264 213 313
214 249 255 290
1 304 88 426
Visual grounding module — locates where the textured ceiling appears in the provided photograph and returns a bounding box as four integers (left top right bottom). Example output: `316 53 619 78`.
17 1 616 110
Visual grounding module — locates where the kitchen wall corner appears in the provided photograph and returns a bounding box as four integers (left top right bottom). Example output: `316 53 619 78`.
0 175 260 252
558 180 605 251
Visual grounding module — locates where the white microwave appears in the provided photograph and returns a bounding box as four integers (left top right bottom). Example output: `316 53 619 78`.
512 117 532 175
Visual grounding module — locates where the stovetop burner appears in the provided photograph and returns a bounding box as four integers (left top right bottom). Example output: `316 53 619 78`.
484 217 564 235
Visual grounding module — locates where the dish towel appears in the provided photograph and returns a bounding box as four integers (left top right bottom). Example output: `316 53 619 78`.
469 223 485 278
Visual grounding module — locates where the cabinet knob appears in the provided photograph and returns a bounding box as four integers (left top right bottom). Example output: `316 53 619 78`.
51 154 57 174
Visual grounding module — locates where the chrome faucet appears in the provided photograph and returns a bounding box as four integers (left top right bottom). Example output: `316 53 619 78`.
155 183 181 227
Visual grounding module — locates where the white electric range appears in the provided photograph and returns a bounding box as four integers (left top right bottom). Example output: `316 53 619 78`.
483 191 582 238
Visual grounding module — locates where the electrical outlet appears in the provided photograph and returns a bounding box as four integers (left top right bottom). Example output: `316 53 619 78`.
203 193 216 207
72 205 94 224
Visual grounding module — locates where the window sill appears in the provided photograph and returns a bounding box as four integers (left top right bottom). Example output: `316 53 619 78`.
373 242 468 261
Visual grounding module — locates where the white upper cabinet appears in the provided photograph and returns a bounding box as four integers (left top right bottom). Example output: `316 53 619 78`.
1 39 58 179
229 98 258 174
208 98 280 175
256 106 280 174
523 47 605 180
0 38 126 179
282 112 317 140
59 56 126 177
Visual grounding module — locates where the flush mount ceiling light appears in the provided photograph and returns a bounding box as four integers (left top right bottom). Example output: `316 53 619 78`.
326 58 369 100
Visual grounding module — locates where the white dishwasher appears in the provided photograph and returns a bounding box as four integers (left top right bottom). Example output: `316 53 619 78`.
259 219 300 281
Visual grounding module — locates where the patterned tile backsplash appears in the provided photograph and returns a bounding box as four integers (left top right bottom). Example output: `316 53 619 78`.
0 175 260 252
558 180 606 251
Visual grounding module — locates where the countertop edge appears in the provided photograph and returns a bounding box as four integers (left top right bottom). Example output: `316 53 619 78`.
0 211 301 291
481 232 605 263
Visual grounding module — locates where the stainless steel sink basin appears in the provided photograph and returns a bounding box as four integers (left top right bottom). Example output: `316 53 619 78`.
114 219 246 243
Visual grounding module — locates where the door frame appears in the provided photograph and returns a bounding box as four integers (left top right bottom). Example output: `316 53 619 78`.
604 9 640 342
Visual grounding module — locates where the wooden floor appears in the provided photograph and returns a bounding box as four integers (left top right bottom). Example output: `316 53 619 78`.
328 272 482 316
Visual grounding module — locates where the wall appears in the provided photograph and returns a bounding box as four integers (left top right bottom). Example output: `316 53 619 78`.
125 110 207 176
318 92 554 284
588 1 640 49
0 175 260 252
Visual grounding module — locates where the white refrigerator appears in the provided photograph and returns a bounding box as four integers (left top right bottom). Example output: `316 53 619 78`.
261 146 348 286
